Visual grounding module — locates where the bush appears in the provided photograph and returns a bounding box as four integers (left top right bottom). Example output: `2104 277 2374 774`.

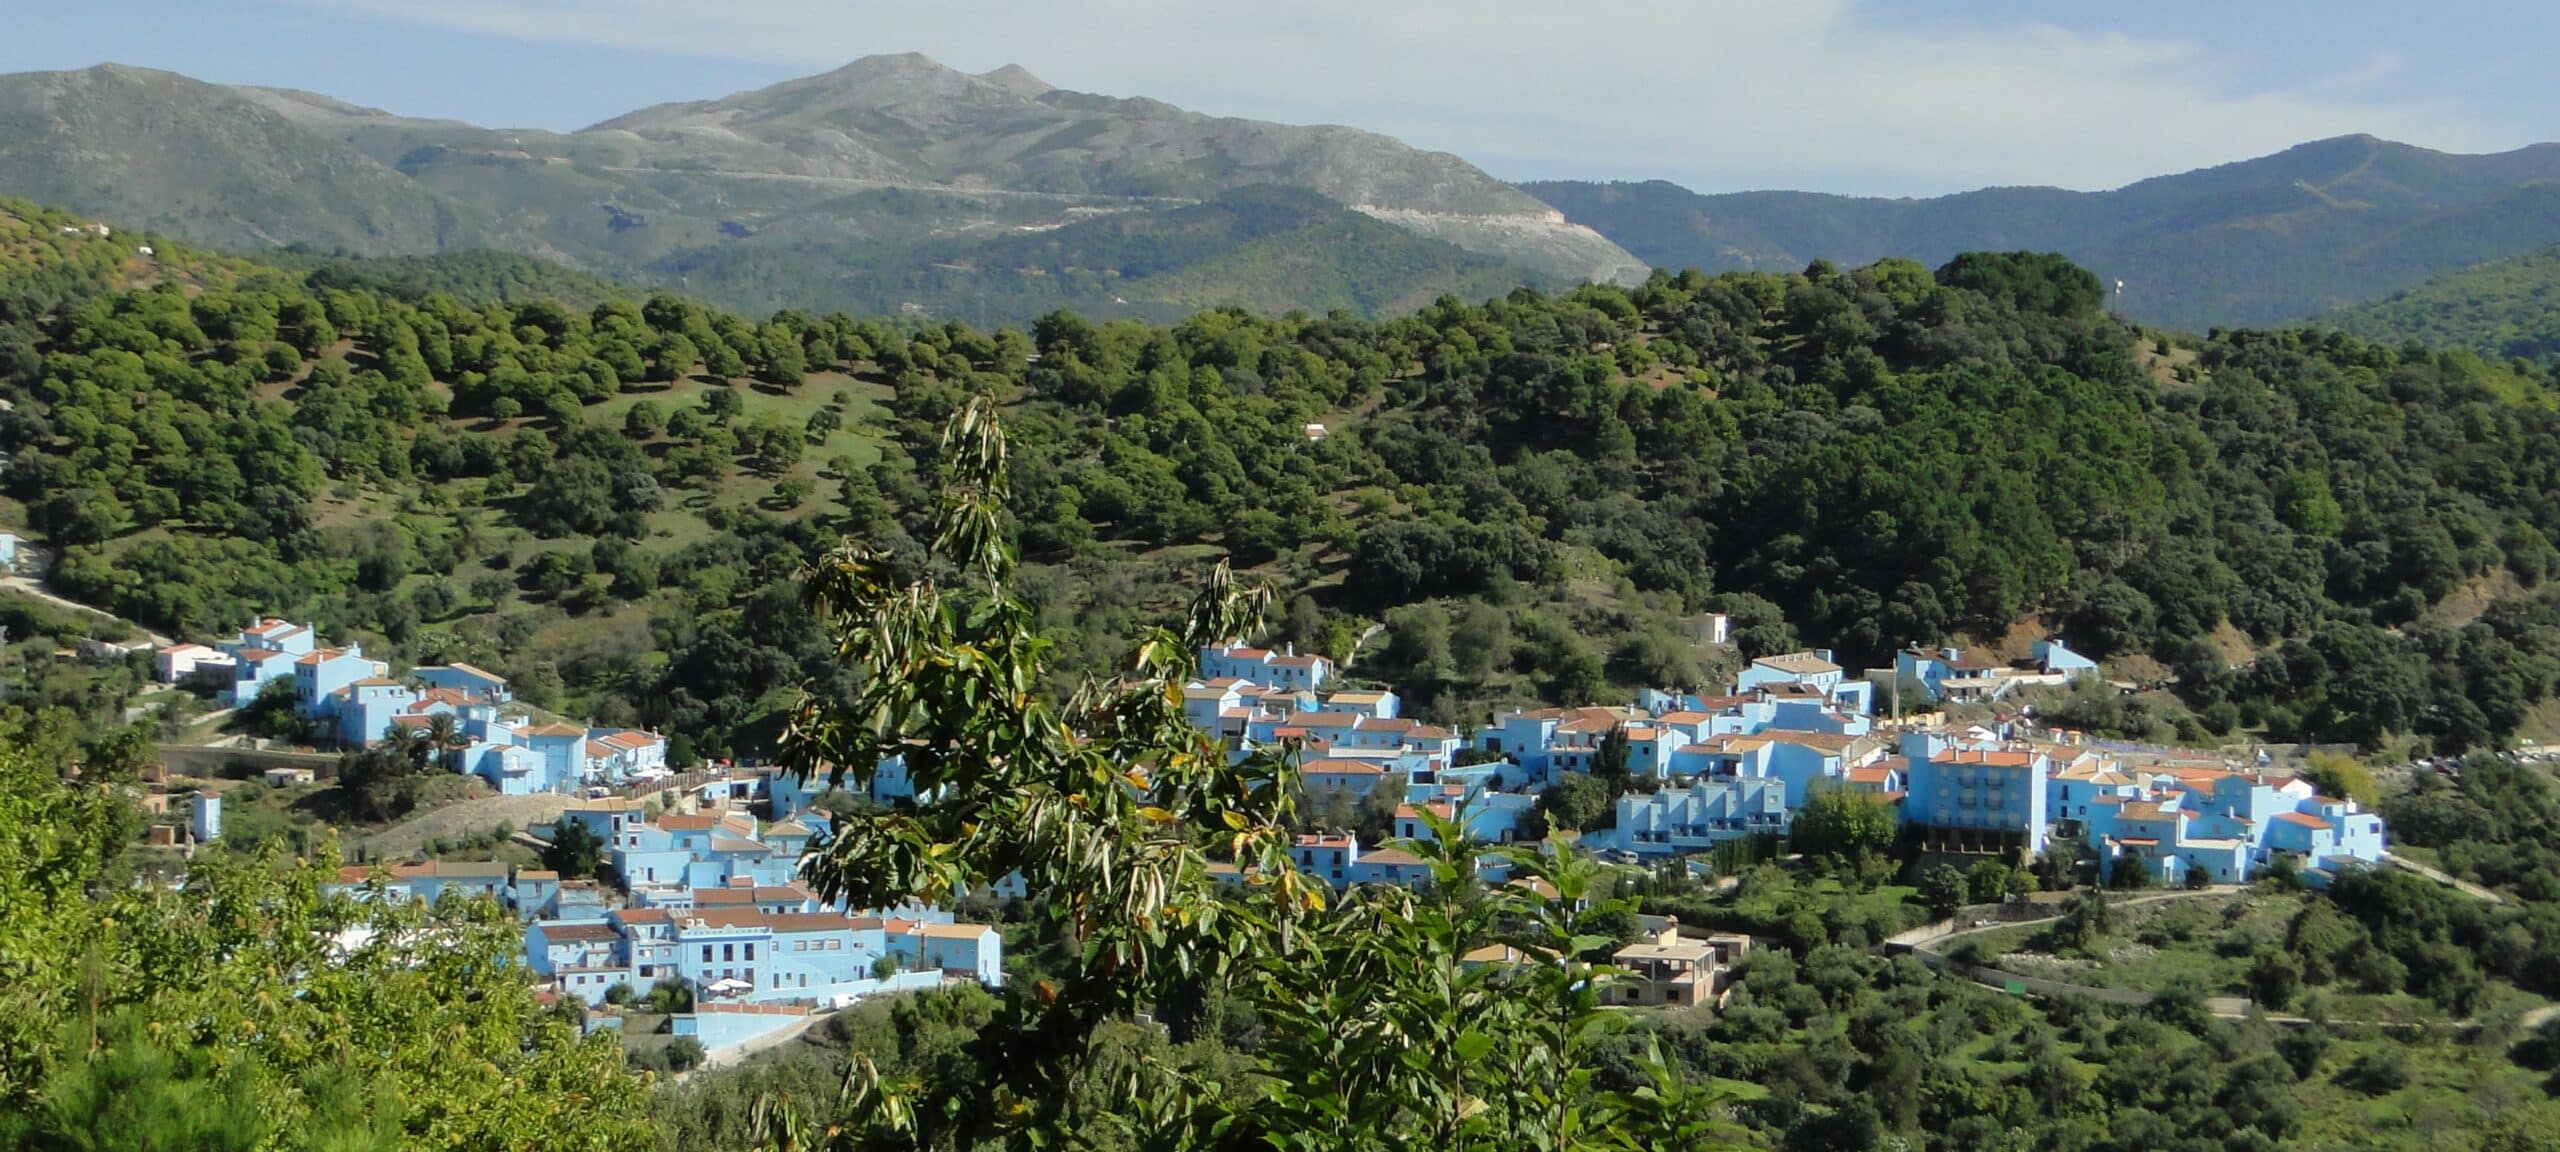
645 977 693 1016
2246 951 2303 1011
1920 864 1967 921
2336 1047 2410 1096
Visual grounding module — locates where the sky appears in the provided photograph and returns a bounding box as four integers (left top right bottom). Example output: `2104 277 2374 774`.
5 1 2555 197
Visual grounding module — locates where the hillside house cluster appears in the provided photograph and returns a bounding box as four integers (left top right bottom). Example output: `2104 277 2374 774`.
1894 639 2099 704
1901 732 2387 886
187 617 667 794
329 797 1002 1022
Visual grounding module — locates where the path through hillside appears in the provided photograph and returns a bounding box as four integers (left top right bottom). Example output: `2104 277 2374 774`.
0 575 173 646
359 792 570 858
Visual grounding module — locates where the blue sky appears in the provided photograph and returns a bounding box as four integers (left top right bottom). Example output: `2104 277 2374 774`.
6 1 2551 196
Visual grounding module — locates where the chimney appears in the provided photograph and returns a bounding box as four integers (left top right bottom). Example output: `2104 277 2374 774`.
1284 642 1296 657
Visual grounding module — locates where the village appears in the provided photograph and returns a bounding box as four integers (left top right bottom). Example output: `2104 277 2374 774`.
115 609 2398 1063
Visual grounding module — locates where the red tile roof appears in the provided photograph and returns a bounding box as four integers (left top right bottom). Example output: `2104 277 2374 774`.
537 922 621 942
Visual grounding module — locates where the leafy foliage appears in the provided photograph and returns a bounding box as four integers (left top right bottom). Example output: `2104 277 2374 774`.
765 402 1742 1149
0 713 653 1147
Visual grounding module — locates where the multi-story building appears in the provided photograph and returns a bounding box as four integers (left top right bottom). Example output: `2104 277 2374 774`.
1199 642 1334 692
1900 735 2054 856
1607 776 1789 858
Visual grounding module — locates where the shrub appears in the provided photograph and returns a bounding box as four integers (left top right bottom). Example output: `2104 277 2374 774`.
2336 1047 2410 1096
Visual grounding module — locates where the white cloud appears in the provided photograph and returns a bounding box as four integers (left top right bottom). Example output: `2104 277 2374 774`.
281 0 2509 195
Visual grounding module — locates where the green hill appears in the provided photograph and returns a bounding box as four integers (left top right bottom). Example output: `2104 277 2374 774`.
652 185 1546 324
0 64 502 255
2328 243 2560 366
1529 135 2560 330
4 196 2557 766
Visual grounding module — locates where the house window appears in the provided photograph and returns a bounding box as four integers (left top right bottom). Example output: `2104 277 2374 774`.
723 944 735 962
744 943 756 961
701 945 713 962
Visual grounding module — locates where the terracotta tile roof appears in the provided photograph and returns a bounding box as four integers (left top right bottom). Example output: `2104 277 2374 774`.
1938 749 2035 767
536 922 621 942
1655 710 1716 725
918 922 995 939
1404 725 1457 741
233 647 282 661
436 662 504 681
655 814 719 832
2272 811 2331 829
515 869 559 881
1765 731 1855 753
1358 848 1427 868
525 722 587 738
1302 758 1387 776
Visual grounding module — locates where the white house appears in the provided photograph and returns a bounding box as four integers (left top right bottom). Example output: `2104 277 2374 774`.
155 643 237 686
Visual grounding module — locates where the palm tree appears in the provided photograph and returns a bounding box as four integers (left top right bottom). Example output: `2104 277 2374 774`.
377 722 426 768
422 713 468 770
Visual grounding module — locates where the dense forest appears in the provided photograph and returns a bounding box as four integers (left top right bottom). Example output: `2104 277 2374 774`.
5 196 2558 762
2331 243 2560 367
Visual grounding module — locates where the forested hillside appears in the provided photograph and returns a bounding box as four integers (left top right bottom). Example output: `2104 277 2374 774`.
1530 135 2560 331
2329 243 2560 367
4 201 2559 762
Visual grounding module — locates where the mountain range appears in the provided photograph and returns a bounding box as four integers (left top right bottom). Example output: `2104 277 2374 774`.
0 56 1637 323
6 56 2560 331
1529 135 2560 331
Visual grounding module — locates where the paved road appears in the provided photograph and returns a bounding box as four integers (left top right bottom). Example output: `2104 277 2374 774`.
0 575 173 646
